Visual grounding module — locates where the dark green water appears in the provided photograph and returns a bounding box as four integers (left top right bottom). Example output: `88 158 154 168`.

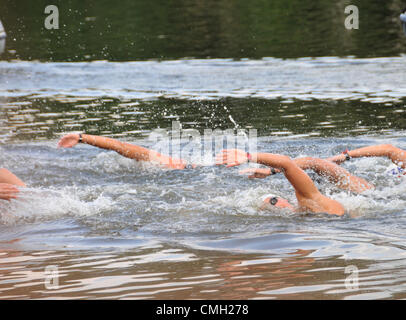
1 0 406 61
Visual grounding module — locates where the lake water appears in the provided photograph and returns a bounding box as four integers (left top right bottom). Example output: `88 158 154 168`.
1 0 406 300
0 57 406 299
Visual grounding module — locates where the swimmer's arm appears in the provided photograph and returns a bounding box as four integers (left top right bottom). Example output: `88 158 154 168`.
325 154 347 165
58 133 187 169
239 168 273 178
58 133 150 159
252 153 321 200
238 157 373 192
294 157 374 193
327 144 406 169
0 168 26 187
217 149 320 199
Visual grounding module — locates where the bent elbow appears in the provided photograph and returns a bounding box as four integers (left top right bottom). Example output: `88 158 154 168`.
294 157 318 170
280 155 293 164
283 156 299 170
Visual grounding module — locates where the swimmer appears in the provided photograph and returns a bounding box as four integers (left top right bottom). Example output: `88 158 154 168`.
0 168 25 201
57 133 194 169
326 144 406 174
216 149 345 216
239 157 374 193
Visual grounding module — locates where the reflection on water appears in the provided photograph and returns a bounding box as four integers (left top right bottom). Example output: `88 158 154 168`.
1 244 406 299
1 95 406 142
0 57 406 142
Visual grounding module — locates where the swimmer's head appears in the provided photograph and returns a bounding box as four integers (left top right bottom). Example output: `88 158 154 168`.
261 194 295 211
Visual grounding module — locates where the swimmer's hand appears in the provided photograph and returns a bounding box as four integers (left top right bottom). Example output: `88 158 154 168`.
57 133 80 148
0 183 20 201
239 168 272 179
325 154 346 165
216 149 252 167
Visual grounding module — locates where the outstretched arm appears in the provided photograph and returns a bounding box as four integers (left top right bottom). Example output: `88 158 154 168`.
327 144 406 169
58 133 188 169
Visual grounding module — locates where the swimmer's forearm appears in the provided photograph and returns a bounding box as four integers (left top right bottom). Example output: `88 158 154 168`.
294 157 341 176
243 158 333 176
80 134 187 169
326 144 406 168
347 144 406 168
325 155 346 165
243 157 343 178
251 153 292 170
294 157 374 193
293 158 317 171
80 134 152 161
347 145 392 159
270 156 343 183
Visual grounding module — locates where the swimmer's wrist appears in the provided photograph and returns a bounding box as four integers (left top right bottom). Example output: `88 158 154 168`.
246 152 258 163
342 149 351 161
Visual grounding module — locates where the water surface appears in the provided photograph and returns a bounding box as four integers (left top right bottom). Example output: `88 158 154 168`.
1 0 406 299
1 0 406 61
1 57 406 299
